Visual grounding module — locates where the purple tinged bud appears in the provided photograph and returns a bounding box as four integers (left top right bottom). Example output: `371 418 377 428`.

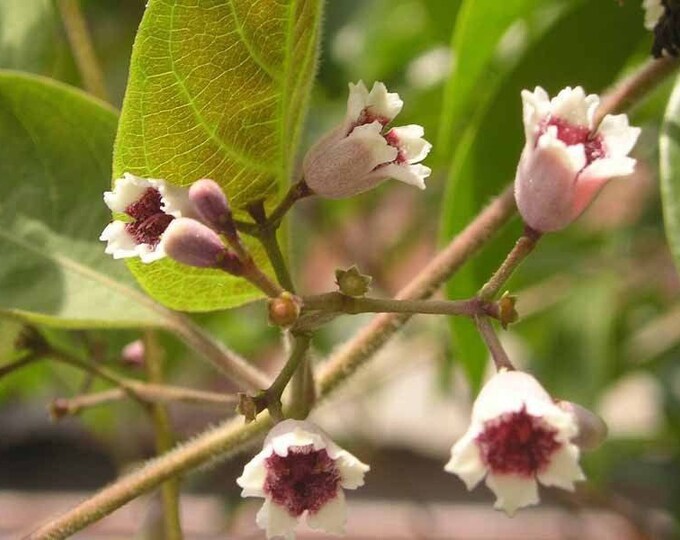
558 400 608 451
121 340 145 367
163 218 243 274
189 179 236 237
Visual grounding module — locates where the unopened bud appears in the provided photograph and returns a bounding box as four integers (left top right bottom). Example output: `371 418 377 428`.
237 392 259 423
335 266 372 297
497 292 518 329
49 398 71 421
163 218 243 275
121 340 145 367
268 292 302 327
558 400 608 451
188 179 237 237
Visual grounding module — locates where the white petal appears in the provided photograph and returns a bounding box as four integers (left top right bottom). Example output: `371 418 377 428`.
578 156 637 184
538 128 587 172
387 124 432 163
366 81 403 122
444 428 487 490
644 0 664 30
597 114 641 157
346 80 370 125
375 162 430 189
104 173 153 213
137 240 167 264
348 121 399 165
157 181 195 219
264 420 333 457
471 371 553 423
334 449 370 490
306 490 347 535
550 86 599 129
521 87 551 142
537 444 585 491
485 474 539 516
100 221 138 259
236 448 271 498
256 498 298 540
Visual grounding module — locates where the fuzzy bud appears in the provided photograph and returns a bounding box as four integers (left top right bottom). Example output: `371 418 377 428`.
335 266 372 297
121 340 145 368
188 179 237 237
268 292 302 327
558 400 608 451
163 218 243 274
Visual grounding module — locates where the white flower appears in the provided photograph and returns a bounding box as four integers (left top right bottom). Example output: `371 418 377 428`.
444 371 585 516
514 86 640 232
237 419 369 539
303 81 431 198
643 0 664 30
100 173 194 263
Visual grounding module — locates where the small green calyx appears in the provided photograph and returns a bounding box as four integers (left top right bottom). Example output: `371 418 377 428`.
497 292 519 329
335 265 372 297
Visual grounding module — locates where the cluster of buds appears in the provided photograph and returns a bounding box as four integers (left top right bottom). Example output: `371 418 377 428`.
101 175 244 273
238 372 606 539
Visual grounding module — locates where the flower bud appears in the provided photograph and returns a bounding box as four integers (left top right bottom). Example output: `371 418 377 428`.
335 266 372 297
514 87 640 232
188 178 237 237
163 218 242 275
558 401 608 451
121 340 145 368
268 292 302 327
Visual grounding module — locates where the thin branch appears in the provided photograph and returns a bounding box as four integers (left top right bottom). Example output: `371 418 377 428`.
474 316 515 371
0 354 41 378
57 0 109 101
143 332 183 540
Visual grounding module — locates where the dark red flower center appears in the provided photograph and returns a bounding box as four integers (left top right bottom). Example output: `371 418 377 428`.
475 406 560 477
263 445 341 517
124 188 174 247
539 117 606 166
384 129 407 164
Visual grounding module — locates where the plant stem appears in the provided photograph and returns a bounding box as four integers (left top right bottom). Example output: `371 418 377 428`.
57 0 109 102
266 180 312 228
287 334 315 419
258 227 295 292
261 333 311 420
143 332 183 540
167 313 271 390
474 316 515 371
0 354 40 378
478 226 541 301
301 293 496 318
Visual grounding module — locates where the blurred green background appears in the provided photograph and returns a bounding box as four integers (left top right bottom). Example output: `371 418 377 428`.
0 0 678 538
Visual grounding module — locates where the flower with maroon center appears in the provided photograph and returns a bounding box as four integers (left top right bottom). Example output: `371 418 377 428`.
445 370 586 516
514 86 640 232
100 173 195 263
237 420 369 539
302 81 432 199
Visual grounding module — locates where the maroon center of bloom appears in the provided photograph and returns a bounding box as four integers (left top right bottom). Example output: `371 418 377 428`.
263 445 341 517
357 107 390 128
475 406 561 477
124 188 174 247
539 117 606 165
384 129 407 164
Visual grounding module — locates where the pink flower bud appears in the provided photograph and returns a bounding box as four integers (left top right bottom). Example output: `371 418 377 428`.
163 218 242 274
514 87 640 232
188 179 236 237
121 339 145 367
302 81 431 199
558 401 608 451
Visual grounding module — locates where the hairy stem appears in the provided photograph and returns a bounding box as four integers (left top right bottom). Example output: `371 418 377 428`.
474 316 515 371
57 0 109 101
301 292 496 318
257 227 295 292
143 332 183 540
478 226 542 301
0 353 40 378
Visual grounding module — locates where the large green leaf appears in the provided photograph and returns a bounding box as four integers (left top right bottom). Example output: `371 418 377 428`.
0 71 171 328
661 74 680 275
113 0 323 311
440 0 646 390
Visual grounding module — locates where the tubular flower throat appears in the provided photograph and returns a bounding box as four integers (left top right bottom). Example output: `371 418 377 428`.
445 371 586 516
514 86 640 232
237 420 370 540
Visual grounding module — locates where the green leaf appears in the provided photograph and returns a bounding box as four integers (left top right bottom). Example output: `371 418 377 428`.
114 0 323 311
661 74 680 275
440 0 646 391
0 70 172 328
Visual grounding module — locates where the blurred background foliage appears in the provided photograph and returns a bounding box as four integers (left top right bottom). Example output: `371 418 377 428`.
0 0 679 537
